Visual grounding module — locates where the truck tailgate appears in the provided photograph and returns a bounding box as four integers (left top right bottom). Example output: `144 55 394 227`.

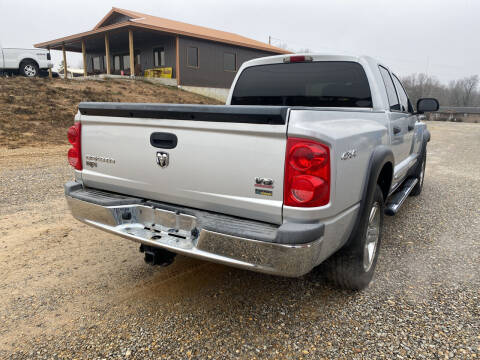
78 103 288 224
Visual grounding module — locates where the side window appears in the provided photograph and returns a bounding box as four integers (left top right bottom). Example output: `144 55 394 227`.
187 47 199 68
224 52 236 72
92 56 102 71
393 75 414 113
114 55 121 71
379 66 400 111
392 74 412 113
153 47 165 67
123 55 130 70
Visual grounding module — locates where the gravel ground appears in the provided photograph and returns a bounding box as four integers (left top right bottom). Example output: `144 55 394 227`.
0 122 479 359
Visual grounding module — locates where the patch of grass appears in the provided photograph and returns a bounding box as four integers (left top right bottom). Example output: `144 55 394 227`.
0 77 221 148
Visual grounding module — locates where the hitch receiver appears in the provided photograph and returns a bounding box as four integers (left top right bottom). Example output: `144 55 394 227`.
139 244 176 266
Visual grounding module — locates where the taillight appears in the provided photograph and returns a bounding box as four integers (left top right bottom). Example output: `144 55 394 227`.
67 123 82 170
284 138 330 207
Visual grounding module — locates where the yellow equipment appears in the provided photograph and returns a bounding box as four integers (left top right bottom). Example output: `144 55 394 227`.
144 67 173 78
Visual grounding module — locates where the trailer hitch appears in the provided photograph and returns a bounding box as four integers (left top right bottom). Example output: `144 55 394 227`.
139 244 176 266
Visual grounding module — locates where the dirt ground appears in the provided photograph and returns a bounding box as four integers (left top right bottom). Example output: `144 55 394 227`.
0 122 479 359
0 77 220 148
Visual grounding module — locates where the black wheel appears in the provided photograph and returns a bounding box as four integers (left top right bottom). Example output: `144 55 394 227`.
20 61 39 77
410 147 426 196
324 184 384 290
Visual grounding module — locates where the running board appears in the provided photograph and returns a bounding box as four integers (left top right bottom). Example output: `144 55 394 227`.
384 178 418 216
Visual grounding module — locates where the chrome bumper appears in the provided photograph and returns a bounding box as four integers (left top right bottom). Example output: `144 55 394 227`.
66 196 324 277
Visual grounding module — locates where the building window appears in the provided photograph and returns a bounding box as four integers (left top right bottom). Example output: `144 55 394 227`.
123 55 130 70
92 56 103 71
114 55 121 71
187 47 198 68
153 47 165 67
224 52 236 72
112 52 140 73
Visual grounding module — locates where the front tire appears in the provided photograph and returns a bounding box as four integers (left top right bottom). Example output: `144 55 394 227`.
20 61 39 77
324 184 384 290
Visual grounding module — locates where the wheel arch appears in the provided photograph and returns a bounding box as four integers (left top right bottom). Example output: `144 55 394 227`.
365 146 395 202
19 58 39 69
377 161 393 201
344 145 394 249
423 128 431 143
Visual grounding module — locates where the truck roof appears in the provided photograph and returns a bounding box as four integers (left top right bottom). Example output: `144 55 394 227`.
242 52 380 68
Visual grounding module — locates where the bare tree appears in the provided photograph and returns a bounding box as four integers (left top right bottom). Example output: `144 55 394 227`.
448 80 463 106
402 73 479 107
460 75 479 106
402 73 446 105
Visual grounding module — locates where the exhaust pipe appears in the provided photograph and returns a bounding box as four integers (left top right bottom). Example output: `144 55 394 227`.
140 244 176 266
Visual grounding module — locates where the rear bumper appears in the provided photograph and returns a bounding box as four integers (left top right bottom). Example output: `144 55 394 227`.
65 182 326 277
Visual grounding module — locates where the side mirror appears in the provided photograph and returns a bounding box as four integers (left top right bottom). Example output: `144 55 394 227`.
417 98 439 114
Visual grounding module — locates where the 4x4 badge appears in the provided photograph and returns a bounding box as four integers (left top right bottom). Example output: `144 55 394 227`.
156 152 169 168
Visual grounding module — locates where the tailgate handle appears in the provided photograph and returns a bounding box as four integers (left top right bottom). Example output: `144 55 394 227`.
150 132 178 149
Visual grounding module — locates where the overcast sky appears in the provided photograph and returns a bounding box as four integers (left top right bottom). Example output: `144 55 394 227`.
1 0 478 83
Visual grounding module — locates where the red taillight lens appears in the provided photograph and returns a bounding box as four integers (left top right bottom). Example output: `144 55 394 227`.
284 138 330 207
67 125 78 145
289 142 328 171
67 123 82 170
68 147 80 168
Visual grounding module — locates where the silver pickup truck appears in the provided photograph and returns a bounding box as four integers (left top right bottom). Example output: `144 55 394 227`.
65 54 439 290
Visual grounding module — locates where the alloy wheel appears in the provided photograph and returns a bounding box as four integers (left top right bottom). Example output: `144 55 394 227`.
363 202 380 272
24 65 37 77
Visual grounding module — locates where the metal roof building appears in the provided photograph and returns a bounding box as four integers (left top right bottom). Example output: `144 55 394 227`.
35 7 289 89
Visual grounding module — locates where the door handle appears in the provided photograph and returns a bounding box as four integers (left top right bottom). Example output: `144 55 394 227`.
150 132 178 149
408 124 415 131
393 126 401 135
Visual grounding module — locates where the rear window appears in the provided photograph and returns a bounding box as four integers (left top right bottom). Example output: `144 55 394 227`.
231 61 372 108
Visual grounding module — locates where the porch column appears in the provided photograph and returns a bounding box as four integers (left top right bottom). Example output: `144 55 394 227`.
104 33 111 75
62 44 68 80
175 35 180 86
128 29 134 77
81 39 87 77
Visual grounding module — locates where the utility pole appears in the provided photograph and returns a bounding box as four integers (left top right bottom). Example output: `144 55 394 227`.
268 36 271 45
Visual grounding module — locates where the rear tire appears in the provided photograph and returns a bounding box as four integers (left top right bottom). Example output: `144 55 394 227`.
410 147 426 196
20 61 39 77
324 184 384 290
